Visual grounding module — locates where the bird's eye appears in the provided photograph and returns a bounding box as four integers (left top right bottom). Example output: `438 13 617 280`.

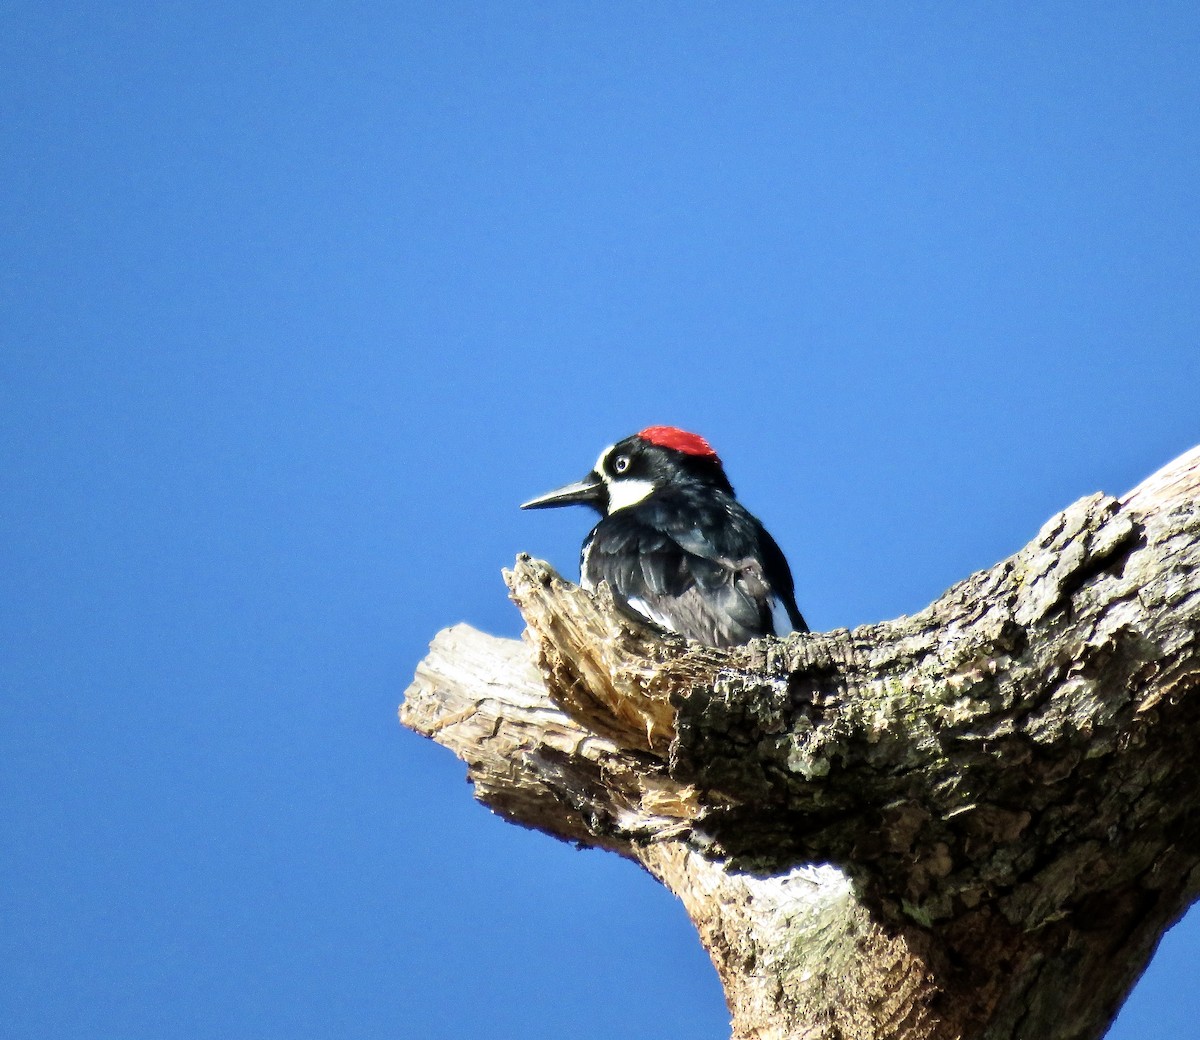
613 455 631 473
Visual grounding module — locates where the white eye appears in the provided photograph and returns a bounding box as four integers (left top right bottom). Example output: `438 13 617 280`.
613 454 631 474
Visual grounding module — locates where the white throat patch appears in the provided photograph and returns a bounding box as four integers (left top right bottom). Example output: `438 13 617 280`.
606 478 656 512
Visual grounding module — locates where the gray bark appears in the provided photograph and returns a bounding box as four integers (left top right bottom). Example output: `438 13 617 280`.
401 445 1200 1040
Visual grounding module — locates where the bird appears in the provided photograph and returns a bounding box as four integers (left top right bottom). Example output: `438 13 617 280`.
521 425 807 648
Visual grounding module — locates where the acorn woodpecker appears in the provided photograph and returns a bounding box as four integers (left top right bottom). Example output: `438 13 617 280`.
521 425 807 648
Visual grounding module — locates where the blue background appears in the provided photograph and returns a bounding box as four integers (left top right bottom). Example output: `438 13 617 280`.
3 3 1198 1037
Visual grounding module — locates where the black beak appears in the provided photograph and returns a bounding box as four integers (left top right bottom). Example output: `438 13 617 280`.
520 472 604 510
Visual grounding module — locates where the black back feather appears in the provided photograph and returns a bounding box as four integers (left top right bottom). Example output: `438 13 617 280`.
581 484 807 647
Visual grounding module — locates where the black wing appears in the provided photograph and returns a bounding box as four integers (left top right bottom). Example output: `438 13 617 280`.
582 491 806 647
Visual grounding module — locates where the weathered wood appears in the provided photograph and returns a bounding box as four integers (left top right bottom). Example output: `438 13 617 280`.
401 445 1200 1040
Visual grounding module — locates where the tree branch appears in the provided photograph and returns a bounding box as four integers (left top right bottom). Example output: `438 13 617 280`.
402 445 1200 1040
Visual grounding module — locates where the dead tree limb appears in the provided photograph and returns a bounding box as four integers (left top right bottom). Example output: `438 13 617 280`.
401 445 1200 1040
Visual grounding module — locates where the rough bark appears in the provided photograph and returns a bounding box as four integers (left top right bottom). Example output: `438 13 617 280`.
401 445 1200 1040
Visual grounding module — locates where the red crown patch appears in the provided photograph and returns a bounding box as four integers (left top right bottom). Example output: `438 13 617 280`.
637 426 719 458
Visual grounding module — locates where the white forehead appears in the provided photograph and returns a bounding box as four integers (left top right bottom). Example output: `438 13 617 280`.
594 443 616 473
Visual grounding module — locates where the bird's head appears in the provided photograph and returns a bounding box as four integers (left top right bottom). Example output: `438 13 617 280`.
521 425 733 516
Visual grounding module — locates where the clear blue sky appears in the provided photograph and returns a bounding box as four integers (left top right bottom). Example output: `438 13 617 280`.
2 4 1198 1038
